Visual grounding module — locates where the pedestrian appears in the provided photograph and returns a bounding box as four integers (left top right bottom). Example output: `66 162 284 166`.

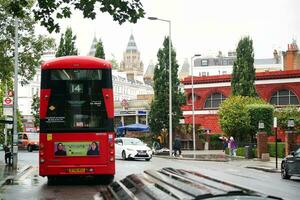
222 138 228 152
227 138 232 156
229 137 237 156
173 135 182 157
4 145 12 165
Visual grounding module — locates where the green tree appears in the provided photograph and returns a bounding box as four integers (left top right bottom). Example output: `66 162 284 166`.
219 96 266 142
7 0 145 33
94 39 105 59
0 0 55 85
31 93 40 128
231 36 257 97
274 105 300 133
149 37 185 138
55 28 78 57
109 54 119 70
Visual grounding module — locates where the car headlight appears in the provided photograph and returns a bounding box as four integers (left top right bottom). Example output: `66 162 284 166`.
127 148 135 151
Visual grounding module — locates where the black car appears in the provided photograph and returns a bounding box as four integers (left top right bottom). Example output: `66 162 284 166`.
281 147 300 179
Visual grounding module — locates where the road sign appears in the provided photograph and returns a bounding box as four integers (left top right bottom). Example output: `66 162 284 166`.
3 97 13 106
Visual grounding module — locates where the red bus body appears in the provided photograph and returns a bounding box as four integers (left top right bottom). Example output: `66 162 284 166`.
39 56 115 178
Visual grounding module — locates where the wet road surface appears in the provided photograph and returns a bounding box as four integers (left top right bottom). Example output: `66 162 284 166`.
0 151 299 200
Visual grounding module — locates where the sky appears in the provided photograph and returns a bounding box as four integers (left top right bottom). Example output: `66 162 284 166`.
36 0 300 71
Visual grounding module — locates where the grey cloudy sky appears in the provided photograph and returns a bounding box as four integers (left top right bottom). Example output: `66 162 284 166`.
37 0 300 69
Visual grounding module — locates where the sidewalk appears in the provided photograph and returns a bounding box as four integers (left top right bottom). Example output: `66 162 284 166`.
154 150 282 173
0 151 30 187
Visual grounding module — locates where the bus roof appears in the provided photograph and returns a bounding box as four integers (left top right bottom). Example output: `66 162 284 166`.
41 56 112 70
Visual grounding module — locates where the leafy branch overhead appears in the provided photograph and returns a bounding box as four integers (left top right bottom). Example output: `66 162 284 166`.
7 0 145 33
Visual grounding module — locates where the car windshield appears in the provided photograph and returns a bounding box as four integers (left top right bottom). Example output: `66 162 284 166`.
123 138 144 146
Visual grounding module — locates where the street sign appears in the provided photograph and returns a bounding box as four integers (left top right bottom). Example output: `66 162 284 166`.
3 97 13 106
3 107 13 116
273 117 277 128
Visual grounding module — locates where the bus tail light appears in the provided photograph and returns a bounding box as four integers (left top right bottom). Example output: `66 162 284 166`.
40 151 44 156
40 159 45 163
110 157 114 162
40 143 44 149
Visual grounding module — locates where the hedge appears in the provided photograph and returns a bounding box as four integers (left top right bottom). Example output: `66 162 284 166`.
268 142 285 158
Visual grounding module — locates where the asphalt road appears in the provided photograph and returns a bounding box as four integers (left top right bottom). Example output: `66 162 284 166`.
0 151 299 200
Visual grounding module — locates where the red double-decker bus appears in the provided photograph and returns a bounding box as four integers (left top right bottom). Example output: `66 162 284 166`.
39 56 115 183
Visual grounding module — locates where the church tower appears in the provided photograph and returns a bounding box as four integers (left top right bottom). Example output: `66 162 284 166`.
120 34 144 80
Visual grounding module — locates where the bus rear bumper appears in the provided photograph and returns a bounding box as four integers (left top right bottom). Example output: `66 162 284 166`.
39 164 115 177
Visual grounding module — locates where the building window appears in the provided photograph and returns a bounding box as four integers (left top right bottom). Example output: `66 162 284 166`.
201 59 208 66
204 93 227 108
270 89 299 105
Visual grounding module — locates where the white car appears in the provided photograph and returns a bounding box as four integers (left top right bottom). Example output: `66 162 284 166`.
115 137 152 161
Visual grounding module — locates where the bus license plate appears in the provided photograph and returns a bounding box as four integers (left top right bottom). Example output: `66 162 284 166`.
69 168 85 173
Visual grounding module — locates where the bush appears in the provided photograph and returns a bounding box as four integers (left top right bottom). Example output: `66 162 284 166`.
225 147 257 158
268 142 285 158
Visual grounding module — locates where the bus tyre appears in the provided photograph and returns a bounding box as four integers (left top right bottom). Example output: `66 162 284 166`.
122 151 127 160
27 145 33 152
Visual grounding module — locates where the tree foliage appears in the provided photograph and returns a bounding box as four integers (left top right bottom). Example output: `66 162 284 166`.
247 104 274 136
109 54 119 70
55 27 78 57
149 37 185 136
274 105 300 133
219 96 267 142
94 39 105 59
231 36 257 97
0 0 55 85
7 0 145 33
31 93 40 128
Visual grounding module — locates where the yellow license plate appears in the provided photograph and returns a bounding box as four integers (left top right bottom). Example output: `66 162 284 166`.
69 168 85 173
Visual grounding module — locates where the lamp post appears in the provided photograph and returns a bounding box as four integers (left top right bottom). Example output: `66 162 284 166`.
13 16 19 169
148 17 173 157
191 54 201 151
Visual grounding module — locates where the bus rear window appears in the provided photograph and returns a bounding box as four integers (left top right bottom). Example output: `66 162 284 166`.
51 69 102 80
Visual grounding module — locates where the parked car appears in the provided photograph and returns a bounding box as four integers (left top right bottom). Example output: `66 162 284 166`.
115 137 152 161
281 147 300 179
18 132 39 152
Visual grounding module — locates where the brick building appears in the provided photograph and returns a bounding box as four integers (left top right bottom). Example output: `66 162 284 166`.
181 70 300 143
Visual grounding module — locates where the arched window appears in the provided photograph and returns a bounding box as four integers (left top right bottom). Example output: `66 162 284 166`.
204 93 226 108
270 89 299 105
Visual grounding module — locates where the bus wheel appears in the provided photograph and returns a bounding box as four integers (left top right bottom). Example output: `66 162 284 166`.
122 151 127 160
27 145 33 152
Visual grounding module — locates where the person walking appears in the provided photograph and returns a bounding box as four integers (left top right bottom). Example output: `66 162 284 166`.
229 137 237 156
173 135 182 157
4 145 12 165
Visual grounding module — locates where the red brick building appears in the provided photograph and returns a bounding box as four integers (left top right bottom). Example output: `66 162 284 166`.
181 70 300 142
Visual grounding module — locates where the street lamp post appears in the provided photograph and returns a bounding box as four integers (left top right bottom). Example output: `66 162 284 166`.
13 16 19 169
148 17 173 156
191 54 201 151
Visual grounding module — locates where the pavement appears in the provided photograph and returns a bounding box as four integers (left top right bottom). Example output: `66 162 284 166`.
0 151 30 187
154 149 283 173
